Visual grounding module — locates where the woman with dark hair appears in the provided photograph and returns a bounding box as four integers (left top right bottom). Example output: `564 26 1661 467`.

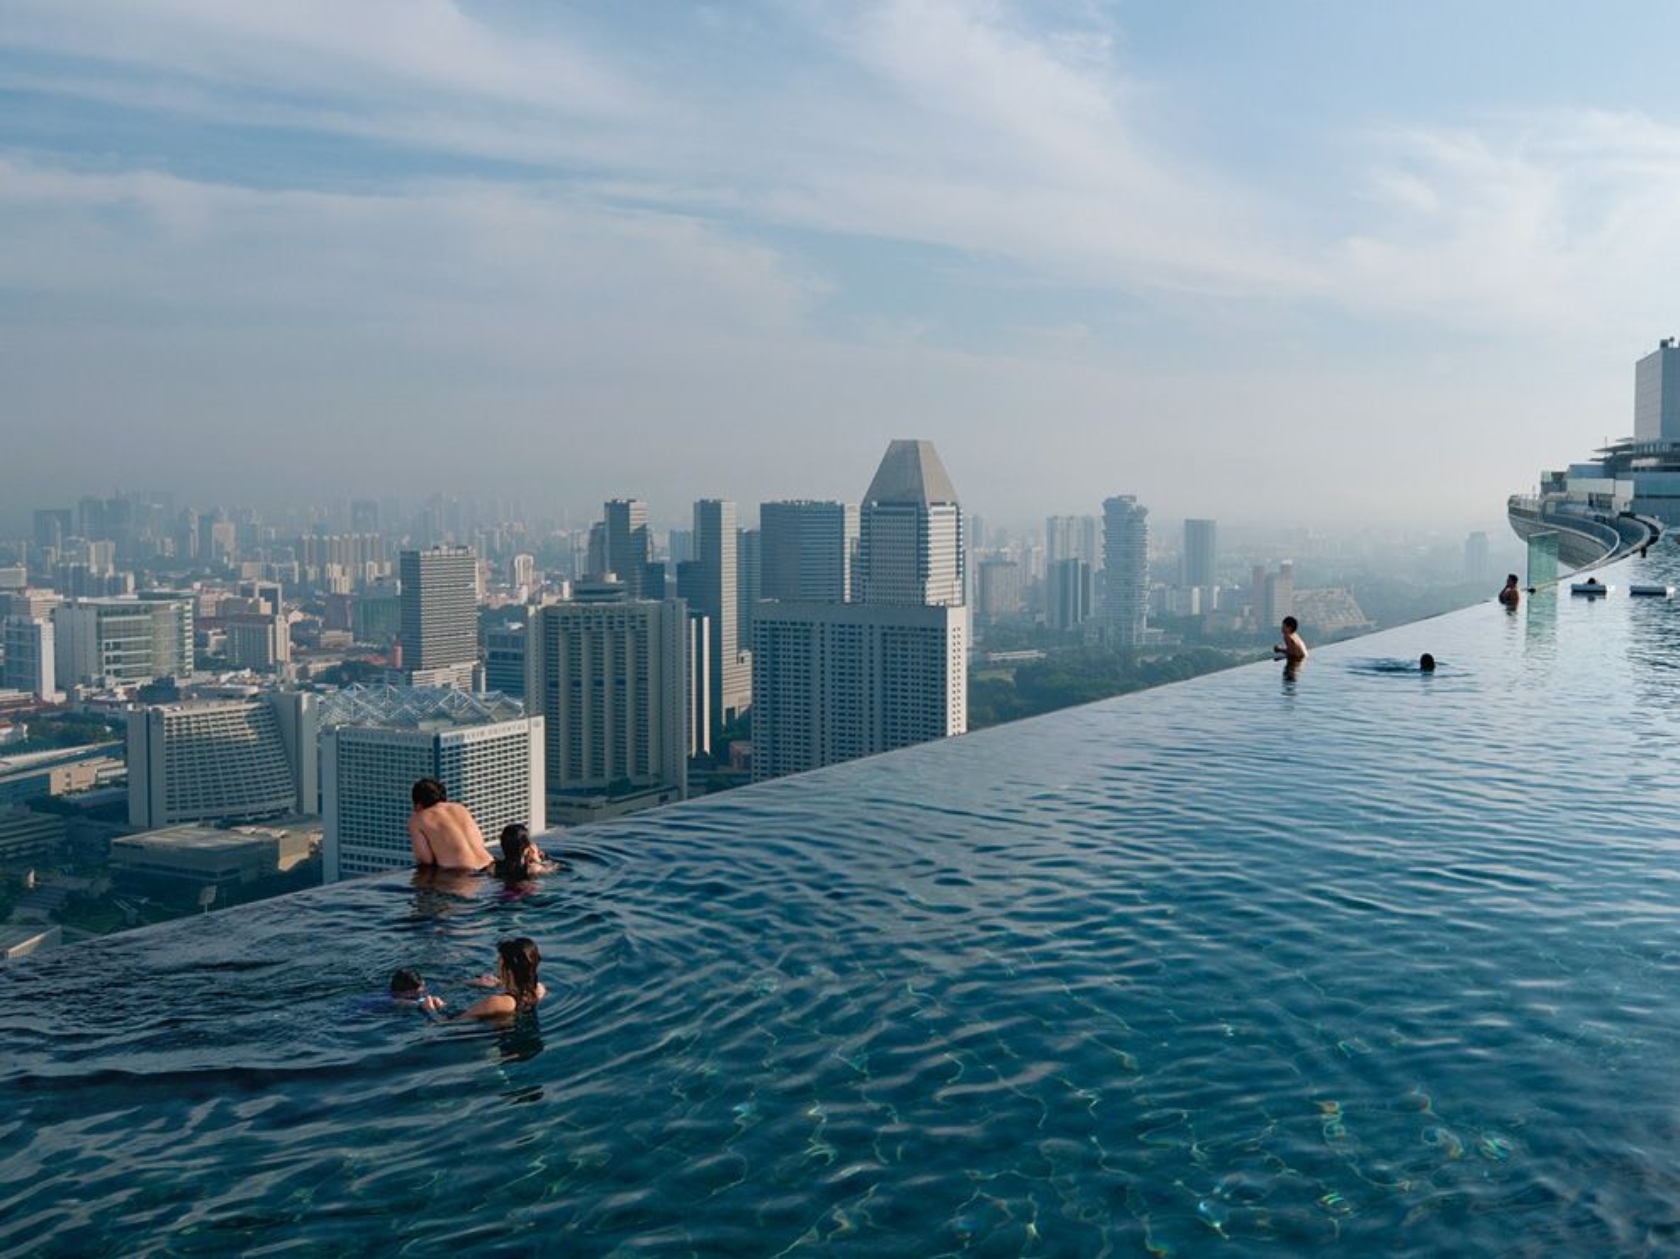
496 823 553 879
460 938 545 1019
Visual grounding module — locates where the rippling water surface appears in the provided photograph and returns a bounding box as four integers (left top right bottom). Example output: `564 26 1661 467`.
7 556 1680 1255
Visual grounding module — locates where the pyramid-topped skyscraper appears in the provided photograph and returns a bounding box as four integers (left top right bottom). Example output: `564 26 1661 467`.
857 439 964 607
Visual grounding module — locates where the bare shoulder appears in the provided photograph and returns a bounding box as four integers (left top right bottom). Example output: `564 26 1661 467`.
463 993 517 1019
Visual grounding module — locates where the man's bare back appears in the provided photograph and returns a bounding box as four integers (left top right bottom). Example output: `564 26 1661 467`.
409 800 494 871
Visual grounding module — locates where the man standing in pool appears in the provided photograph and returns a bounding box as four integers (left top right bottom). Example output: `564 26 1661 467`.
1498 574 1522 607
408 777 495 871
1273 616 1308 665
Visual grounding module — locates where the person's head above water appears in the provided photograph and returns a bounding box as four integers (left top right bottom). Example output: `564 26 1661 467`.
496 937 542 1009
390 968 426 998
411 777 447 810
1282 616 1299 633
1420 653 1436 672
1504 574 1520 587
500 823 534 868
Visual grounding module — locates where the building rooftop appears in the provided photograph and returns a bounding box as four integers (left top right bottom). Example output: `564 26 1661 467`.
317 683 523 729
862 438 960 507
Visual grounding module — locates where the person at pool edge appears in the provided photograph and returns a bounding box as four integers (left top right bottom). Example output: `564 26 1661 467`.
1498 573 1521 607
408 777 495 871
1274 616 1308 664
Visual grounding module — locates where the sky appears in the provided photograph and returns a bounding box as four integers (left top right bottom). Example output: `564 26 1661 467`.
3 1 1680 533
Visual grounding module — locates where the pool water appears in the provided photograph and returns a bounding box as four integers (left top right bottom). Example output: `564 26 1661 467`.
6 555 1680 1255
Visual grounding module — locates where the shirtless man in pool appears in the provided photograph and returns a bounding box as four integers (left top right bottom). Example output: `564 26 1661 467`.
408 777 495 871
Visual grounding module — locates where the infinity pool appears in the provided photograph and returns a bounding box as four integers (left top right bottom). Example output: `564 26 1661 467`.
6 555 1680 1255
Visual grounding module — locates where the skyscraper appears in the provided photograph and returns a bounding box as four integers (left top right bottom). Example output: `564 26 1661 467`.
1102 496 1149 647
320 686 543 881
737 526 761 645
692 500 751 742
1045 515 1100 571
750 602 967 781
1 616 59 702
1182 519 1218 590
760 500 858 604
526 598 689 803
857 440 963 607
1636 339 1680 443
128 695 317 830
399 545 478 690
1045 559 1092 632
603 499 650 598
55 597 194 689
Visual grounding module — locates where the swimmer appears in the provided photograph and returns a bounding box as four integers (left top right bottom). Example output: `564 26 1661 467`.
1498 574 1521 607
387 968 444 1015
497 823 555 879
1273 616 1308 664
459 938 546 1020
408 777 495 872
1420 653 1436 672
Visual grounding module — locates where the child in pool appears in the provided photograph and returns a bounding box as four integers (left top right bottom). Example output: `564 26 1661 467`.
386 968 445 1015
496 824 557 879
459 938 546 1019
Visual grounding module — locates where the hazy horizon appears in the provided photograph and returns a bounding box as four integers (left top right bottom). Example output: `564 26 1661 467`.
5 3 1676 529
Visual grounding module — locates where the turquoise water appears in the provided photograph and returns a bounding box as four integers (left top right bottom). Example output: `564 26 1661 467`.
6 555 1680 1255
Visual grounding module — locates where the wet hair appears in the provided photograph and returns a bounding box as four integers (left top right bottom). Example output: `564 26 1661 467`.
390 968 425 997
411 777 447 809
1419 653 1436 672
500 823 532 870
497 937 542 1009
1505 574 1520 585
1282 616 1299 632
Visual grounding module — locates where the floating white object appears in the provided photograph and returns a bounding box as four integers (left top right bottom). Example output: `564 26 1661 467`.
1630 584 1675 597
1570 582 1611 596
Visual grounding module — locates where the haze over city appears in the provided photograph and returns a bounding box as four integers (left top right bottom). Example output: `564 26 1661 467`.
6 2 1680 527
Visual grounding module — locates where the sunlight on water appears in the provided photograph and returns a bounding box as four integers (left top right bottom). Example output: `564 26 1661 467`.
5 553 1680 1254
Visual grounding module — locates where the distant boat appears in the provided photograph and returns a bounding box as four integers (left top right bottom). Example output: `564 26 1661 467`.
1630 584 1676 597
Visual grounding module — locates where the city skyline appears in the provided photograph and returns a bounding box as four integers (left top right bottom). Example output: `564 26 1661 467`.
6 4 1678 528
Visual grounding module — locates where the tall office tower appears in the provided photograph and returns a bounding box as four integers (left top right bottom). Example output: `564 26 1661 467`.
1045 515 1101 570
484 622 527 698
1636 339 1680 443
320 686 544 882
603 499 651 597
350 499 380 533
760 501 858 604
1182 519 1218 589
1262 562 1296 627
509 554 536 590
692 500 751 742
667 529 694 567
737 527 761 645
224 615 290 672
1464 531 1490 584
1 616 60 701
976 559 1022 620
55 597 194 689
32 509 71 560
128 694 317 829
526 599 689 801
399 546 478 690
750 602 968 782
1102 496 1150 647
858 440 964 607
1045 559 1092 631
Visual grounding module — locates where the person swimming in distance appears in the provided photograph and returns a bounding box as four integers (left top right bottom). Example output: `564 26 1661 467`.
497 823 556 879
459 938 546 1020
1420 653 1436 672
1498 574 1522 607
1274 616 1308 664
408 777 495 872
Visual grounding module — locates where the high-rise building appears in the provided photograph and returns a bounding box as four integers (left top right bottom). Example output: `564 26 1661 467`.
603 499 651 598
1255 562 1296 628
1045 559 1092 632
1636 339 1680 443
692 500 751 742
737 527 761 646
976 559 1022 620
760 500 858 604
484 622 527 699
399 546 478 690
857 440 964 607
667 529 694 568
1182 519 1218 590
526 598 689 801
1045 516 1100 571
128 694 317 829
320 685 543 881
1 616 60 702
1101 496 1150 647
55 597 194 689
224 615 290 673
750 601 968 782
